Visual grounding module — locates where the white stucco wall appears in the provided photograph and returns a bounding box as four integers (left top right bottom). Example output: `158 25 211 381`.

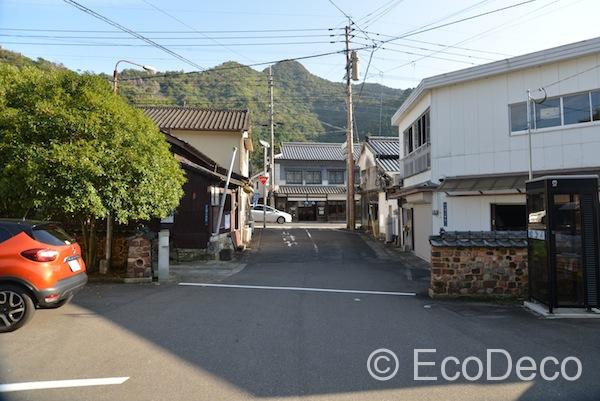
413 204 432 262
430 53 600 182
170 129 250 177
377 192 399 238
431 192 526 234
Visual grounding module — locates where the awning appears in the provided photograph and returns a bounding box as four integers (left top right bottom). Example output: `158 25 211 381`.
438 168 600 196
438 174 526 195
387 181 437 199
276 185 346 195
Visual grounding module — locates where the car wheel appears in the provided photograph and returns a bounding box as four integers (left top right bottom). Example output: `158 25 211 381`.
0 285 35 333
277 216 285 224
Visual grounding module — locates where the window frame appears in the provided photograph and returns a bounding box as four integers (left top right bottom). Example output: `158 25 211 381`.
509 88 600 135
327 169 345 185
303 170 322 185
490 203 527 231
402 109 430 157
286 170 303 185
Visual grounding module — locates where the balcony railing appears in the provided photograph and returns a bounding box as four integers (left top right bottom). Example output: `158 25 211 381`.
402 143 430 178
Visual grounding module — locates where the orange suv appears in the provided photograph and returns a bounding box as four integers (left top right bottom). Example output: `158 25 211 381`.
0 220 88 332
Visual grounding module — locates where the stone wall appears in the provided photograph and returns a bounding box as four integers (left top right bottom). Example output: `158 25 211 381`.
126 235 153 279
429 231 528 298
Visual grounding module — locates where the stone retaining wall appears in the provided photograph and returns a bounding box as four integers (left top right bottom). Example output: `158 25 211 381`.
429 231 528 298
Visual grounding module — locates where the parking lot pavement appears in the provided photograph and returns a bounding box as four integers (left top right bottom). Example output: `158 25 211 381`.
1 228 600 401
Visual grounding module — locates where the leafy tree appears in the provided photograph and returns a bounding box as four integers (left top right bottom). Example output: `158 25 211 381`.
0 65 185 269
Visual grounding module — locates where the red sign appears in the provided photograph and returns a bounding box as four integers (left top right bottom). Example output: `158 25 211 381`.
258 176 269 185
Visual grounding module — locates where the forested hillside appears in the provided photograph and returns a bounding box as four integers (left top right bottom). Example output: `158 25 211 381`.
115 60 411 147
1 47 411 167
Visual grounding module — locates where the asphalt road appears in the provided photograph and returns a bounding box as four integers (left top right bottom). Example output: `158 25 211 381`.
1 228 600 401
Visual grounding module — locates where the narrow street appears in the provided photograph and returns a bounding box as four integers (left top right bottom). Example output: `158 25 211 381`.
1 228 599 401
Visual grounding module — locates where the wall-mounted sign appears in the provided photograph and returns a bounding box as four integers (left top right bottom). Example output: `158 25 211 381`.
443 202 448 227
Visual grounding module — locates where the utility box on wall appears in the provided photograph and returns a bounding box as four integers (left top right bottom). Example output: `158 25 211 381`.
526 175 600 313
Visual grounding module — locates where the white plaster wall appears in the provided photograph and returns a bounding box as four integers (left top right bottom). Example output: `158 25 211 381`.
413 204 432 262
378 192 399 237
431 192 526 234
430 53 600 182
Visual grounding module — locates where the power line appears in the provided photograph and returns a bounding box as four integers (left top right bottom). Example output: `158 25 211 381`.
118 49 350 81
0 33 342 40
0 27 342 34
0 40 343 47
140 0 254 63
377 0 537 47
62 0 205 70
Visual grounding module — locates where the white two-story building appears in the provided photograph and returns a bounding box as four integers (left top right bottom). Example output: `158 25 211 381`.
392 36 600 262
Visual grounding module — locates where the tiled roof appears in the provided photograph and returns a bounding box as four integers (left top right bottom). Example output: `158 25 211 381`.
277 185 346 195
376 158 401 172
141 106 250 131
429 231 528 248
366 136 399 157
365 136 400 172
276 142 360 161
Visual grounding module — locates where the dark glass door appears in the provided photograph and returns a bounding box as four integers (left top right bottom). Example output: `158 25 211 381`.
552 194 585 306
528 191 549 304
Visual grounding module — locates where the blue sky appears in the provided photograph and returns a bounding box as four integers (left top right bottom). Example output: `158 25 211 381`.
1 0 598 88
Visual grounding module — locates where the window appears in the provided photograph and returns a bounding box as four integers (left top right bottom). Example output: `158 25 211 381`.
403 110 430 155
32 224 74 246
304 170 322 184
404 126 413 155
510 102 528 132
535 97 561 129
510 88 600 132
491 204 527 231
563 93 591 125
286 170 302 184
0 227 13 243
592 90 600 121
328 170 344 184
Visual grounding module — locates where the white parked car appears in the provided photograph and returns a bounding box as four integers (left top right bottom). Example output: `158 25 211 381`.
251 205 292 224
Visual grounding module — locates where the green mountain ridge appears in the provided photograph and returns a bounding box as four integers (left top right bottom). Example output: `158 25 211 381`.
1 47 411 167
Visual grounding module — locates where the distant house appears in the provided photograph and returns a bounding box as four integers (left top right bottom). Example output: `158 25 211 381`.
273 142 360 222
162 133 249 254
142 106 253 248
357 136 401 240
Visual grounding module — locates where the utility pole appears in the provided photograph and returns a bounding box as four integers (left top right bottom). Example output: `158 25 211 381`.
269 66 275 207
344 24 356 230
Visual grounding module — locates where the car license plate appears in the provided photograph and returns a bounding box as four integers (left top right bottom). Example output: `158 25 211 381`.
67 259 81 272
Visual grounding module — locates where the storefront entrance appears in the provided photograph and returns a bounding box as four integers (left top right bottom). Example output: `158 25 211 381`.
298 202 317 221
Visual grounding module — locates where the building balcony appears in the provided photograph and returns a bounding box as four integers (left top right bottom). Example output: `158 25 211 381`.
402 143 430 178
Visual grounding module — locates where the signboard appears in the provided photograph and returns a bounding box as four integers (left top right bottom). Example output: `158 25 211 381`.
252 192 260 207
443 202 448 227
259 175 269 185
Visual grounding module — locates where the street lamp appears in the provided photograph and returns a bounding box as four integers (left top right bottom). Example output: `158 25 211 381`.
259 139 270 229
99 60 156 275
113 59 156 94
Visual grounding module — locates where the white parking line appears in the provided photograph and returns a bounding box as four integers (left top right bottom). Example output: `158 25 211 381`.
0 377 129 393
305 229 319 254
178 282 416 297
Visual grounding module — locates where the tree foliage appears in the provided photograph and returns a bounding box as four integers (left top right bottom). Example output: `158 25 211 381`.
0 64 185 266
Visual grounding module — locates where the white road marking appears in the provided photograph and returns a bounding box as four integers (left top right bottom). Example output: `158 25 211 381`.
305 229 319 254
179 282 416 297
0 377 129 393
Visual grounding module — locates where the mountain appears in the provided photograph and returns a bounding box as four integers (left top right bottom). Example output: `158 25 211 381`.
0 47 64 70
116 60 411 145
0 47 411 166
